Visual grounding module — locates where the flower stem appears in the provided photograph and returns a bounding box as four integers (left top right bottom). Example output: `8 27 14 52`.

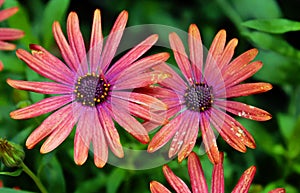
20 162 48 193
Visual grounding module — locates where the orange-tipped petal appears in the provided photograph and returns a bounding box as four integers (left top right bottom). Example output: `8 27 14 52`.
232 166 256 193
150 181 172 193
162 165 191 193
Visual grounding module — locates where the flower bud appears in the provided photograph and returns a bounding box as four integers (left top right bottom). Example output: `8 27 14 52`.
0 138 25 167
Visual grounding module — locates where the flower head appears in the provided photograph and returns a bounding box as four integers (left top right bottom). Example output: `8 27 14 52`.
0 0 24 70
8 9 169 167
150 152 286 193
147 24 272 163
0 138 24 168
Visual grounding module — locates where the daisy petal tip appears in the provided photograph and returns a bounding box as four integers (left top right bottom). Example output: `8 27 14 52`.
94 159 106 168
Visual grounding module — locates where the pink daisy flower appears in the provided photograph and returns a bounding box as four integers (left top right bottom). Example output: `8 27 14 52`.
147 24 272 163
150 152 286 193
7 9 169 167
0 0 24 70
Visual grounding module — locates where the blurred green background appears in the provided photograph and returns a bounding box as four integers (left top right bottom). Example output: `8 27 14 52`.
1 0 300 192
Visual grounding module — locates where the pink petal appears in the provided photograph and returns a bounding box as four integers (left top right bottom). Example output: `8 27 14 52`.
217 82 272 98
268 188 286 193
0 60 3 71
92 109 108 168
188 152 209 193
7 79 73 94
223 61 263 89
232 166 256 193
106 34 158 78
211 107 256 150
209 38 238 87
212 152 225 193
199 112 221 164
10 95 72 119
108 52 170 83
150 181 172 193
169 32 194 84
100 10 128 73
67 12 88 74
204 30 226 83
74 107 94 166
178 112 199 162
217 100 272 121
148 112 185 153
29 44 75 84
97 107 124 158
53 21 79 73
0 28 24 40
0 40 15 50
26 103 79 150
112 70 171 90
111 91 167 111
188 24 203 83
89 9 103 73
16 49 73 85
0 7 18 22
0 0 3 7
105 102 149 144
163 165 191 193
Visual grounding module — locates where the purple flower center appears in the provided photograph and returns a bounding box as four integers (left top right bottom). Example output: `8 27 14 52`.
184 83 214 112
74 73 110 107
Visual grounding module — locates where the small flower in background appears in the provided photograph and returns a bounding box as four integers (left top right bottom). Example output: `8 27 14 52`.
0 180 21 190
147 24 272 163
7 9 169 168
150 152 285 193
0 138 24 168
0 0 24 70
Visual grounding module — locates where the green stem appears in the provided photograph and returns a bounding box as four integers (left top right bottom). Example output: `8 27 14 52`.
20 162 48 193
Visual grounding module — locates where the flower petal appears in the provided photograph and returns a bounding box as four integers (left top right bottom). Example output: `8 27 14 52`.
0 60 3 71
7 79 73 94
178 112 199 162
217 100 272 121
148 112 185 153
16 48 73 85
169 32 193 84
53 21 79 73
212 152 225 193
150 181 172 193
199 112 221 164
111 91 167 111
188 24 203 83
106 34 159 78
100 10 128 73
10 95 72 119
232 166 256 193
25 103 79 150
224 61 263 88
0 40 15 50
67 11 88 74
92 110 108 168
217 82 272 98
29 44 75 84
268 188 286 193
0 28 24 40
163 165 191 193
188 152 209 193
97 107 124 158
89 9 103 73
108 52 169 83
105 101 149 144
204 30 226 83
0 7 18 22
74 107 93 166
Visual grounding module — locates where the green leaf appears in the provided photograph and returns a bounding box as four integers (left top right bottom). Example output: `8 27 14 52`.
106 168 126 193
41 0 70 49
0 168 23 177
243 19 300 34
287 117 300 159
74 173 107 193
243 31 300 59
38 154 66 193
230 0 282 19
0 188 35 193
277 113 295 141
